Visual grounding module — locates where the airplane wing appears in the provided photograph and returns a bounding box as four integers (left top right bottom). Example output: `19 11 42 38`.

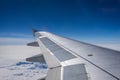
26 29 120 80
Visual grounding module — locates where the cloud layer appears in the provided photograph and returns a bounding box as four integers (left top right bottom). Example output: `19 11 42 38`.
0 45 41 60
0 37 34 45
0 59 47 80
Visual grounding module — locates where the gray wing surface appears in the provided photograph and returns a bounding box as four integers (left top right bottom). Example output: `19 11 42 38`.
26 31 120 80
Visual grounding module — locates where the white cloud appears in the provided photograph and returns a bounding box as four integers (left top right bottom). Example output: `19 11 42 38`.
0 37 34 45
0 45 41 60
0 56 47 80
95 43 120 51
85 40 120 51
0 37 39 60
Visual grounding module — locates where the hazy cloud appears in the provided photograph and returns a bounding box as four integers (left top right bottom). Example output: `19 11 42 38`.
0 33 32 38
0 45 41 60
0 37 34 45
95 42 120 51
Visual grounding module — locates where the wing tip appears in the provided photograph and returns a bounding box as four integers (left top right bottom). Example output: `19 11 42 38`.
32 28 38 36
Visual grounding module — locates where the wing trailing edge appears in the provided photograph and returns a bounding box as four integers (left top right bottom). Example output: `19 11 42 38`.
26 54 46 63
27 41 39 47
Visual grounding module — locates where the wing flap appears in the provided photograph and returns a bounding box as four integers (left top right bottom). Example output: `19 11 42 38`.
46 67 61 80
26 54 46 63
63 64 88 80
27 41 39 47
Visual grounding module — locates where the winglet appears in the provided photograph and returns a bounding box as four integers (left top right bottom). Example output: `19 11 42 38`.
32 28 38 36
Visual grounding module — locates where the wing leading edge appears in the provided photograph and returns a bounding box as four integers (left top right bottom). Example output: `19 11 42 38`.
26 30 120 80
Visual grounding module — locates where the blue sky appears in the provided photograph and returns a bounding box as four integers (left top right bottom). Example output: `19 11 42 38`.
0 0 120 45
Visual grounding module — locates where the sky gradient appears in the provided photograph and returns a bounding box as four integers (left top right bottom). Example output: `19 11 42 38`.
1 1 120 79
0 0 120 44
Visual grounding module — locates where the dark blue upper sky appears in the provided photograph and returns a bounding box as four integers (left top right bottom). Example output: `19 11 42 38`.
0 0 120 43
